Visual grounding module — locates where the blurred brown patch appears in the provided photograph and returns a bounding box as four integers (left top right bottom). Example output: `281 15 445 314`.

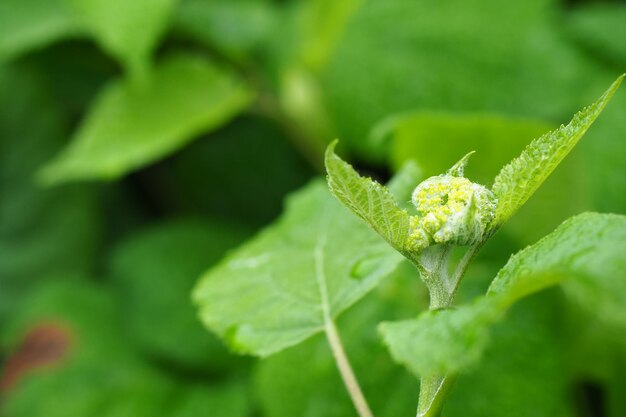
0 322 72 392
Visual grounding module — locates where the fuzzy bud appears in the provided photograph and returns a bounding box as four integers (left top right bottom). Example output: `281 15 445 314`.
407 152 497 248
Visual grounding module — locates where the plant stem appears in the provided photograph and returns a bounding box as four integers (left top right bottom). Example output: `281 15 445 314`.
325 320 375 417
417 376 457 417
416 243 481 416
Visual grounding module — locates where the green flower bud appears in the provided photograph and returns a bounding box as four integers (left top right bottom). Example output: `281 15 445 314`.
407 152 497 247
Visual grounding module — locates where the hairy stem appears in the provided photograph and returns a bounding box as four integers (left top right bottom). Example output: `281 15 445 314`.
325 320 375 417
416 243 481 416
417 376 456 417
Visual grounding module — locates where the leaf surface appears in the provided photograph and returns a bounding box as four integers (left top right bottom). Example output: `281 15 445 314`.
325 141 412 255
193 180 403 357
39 54 252 184
255 266 423 417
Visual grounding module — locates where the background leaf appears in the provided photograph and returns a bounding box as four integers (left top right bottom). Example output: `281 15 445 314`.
67 0 176 80
0 64 100 324
174 0 276 63
566 3 626 68
322 0 610 160
1 280 251 417
109 219 251 371
39 54 253 184
0 0 80 62
1 0 625 414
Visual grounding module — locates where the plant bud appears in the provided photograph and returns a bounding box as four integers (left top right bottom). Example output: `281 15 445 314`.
408 153 496 247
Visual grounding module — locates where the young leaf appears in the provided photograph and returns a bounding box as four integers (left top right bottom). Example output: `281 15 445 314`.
491 75 624 226
39 54 252 185
380 212 626 377
193 181 403 357
325 141 412 255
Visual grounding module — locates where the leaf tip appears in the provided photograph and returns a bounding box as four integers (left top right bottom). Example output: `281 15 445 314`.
447 150 476 177
325 139 343 181
599 73 625 104
325 139 340 158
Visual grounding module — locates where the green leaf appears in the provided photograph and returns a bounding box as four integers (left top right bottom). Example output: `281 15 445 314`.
325 141 412 255
0 0 79 62
491 75 624 226
255 266 423 417
67 0 176 80
193 180 403 357
0 0 175 79
38 54 253 185
380 212 626 377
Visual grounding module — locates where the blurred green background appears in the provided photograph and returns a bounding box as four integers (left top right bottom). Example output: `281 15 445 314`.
0 0 625 416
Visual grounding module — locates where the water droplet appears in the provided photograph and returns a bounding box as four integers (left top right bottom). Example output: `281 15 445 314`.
350 256 384 280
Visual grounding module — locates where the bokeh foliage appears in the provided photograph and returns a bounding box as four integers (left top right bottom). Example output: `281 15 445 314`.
1 0 625 416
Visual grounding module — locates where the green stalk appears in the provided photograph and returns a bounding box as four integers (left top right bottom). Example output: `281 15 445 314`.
415 243 480 416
